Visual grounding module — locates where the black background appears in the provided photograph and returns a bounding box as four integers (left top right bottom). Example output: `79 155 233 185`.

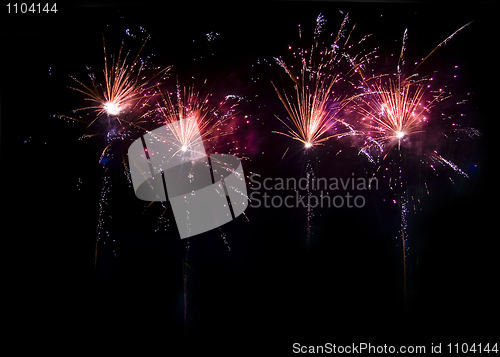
1 1 497 354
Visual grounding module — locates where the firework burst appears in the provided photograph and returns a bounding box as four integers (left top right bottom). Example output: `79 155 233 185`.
348 21 474 163
272 12 364 150
272 66 346 149
152 84 241 160
68 36 171 131
352 76 434 155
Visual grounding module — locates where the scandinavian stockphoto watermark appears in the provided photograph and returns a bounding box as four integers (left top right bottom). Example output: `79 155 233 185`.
248 173 378 209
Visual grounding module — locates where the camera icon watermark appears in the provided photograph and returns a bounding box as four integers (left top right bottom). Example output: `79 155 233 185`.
127 118 248 238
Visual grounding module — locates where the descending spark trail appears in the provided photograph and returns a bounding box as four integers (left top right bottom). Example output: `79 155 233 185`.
430 151 469 178
94 168 111 273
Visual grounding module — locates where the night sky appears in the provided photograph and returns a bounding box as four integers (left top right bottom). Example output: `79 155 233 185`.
2 1 498 354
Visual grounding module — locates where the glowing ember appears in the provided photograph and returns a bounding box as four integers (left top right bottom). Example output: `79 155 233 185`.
104 101 121 115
